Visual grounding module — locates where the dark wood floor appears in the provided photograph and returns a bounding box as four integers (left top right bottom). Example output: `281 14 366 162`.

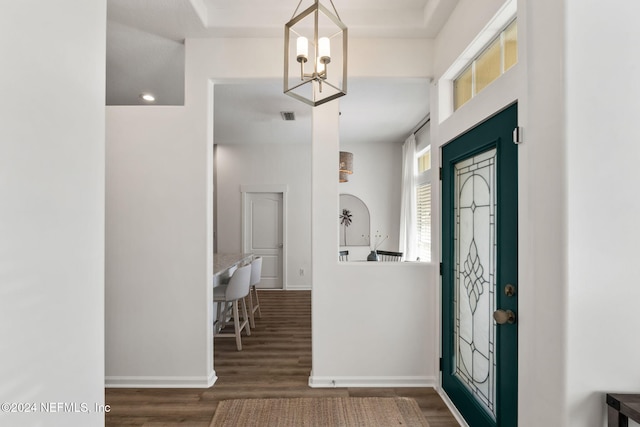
106 290 459 426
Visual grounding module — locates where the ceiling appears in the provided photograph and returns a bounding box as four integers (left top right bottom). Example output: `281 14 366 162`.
106 0 458 144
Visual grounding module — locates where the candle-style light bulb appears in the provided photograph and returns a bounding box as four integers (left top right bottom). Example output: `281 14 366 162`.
316 57 326 76
296 37 308 63
318 37 331 64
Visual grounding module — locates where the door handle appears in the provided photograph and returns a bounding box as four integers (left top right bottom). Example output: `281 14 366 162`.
493 309 516 325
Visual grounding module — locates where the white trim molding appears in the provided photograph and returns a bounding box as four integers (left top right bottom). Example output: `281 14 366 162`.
105 372 217 389
435 386 470 427
438 0 517 123
240 184 289 194
285 284 312 290
308 375 437 388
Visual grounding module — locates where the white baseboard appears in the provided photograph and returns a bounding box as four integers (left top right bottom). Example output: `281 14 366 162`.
283 285 312 290
105 371 217 388
435 386 469 427
308 375 437 388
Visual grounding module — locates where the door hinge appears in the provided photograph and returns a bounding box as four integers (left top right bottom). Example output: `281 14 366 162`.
439 167 443 180
513 126 524 144
439 262 443 276
439 357 443 371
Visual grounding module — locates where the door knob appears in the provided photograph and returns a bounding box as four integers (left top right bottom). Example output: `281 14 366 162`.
493 309 516 325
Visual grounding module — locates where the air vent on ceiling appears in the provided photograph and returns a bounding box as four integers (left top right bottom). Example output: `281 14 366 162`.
280 111 296 121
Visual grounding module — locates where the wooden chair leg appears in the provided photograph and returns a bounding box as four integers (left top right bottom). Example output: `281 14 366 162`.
216 301 228 331
241 297 251 336
214 302 220 333
232 301 242 351
247 291 256 329
252 285 262 318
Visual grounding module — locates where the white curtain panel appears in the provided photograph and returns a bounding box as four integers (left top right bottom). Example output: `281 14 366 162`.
399 134 417 260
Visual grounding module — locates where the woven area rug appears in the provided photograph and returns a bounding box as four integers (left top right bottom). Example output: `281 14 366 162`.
209 396 430 426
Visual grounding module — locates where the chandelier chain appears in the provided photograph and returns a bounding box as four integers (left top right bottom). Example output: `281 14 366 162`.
290 0 342 22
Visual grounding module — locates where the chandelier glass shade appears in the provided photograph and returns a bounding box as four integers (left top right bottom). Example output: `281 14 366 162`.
284 0 347 107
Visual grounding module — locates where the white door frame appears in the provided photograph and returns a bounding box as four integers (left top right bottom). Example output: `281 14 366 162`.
241 184 288 289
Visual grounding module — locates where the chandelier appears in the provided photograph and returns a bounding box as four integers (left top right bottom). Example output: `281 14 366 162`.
284 0 347 107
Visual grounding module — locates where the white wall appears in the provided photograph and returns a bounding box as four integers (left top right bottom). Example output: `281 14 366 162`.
432 0 569 424
433 0 640 425
216 143 312 289
0 2 105 426
518 1 569 424
310 51 439 387
106 36 434 386
105 106 212 386
434 0 509 79
339 141 403 260
106 38 284 387
216 139 405 284
565 1 640 425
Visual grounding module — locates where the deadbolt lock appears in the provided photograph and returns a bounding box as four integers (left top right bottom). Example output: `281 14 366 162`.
505 284 516 297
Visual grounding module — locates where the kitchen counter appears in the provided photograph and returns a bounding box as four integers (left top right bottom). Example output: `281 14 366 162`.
213 253 254 287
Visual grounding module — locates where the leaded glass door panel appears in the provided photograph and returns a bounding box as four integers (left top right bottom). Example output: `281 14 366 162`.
442 104 518 427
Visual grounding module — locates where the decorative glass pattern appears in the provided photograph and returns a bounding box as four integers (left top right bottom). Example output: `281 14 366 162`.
453 148 497 418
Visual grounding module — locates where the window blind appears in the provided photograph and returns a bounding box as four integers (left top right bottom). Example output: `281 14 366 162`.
416 183 431 261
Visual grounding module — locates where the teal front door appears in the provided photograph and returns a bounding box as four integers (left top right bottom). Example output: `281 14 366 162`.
441 104 518 427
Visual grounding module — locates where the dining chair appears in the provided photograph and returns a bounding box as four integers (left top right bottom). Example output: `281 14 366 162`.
339 250 349 261
214 263 252 351
247 257 262 329
376 250 403 261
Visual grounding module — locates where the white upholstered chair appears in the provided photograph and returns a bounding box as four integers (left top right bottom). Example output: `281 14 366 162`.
214 263 252 351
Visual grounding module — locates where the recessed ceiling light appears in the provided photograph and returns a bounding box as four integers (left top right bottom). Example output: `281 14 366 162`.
140 93 155 102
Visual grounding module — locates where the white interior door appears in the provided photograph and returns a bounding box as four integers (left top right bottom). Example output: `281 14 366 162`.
243 192 283 289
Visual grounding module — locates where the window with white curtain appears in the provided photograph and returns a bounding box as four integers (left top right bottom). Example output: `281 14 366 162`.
415 145 432 262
